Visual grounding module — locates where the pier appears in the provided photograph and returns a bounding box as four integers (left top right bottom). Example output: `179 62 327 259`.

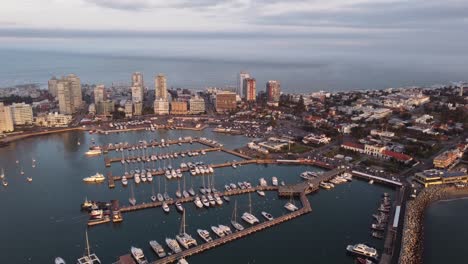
351 170 403 187
278 167 346 196
104 147 221 167
151 193 311 264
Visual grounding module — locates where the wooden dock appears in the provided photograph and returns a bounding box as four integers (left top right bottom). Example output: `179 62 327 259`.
278 167 346 196
151 193 311 264
104 147 220 167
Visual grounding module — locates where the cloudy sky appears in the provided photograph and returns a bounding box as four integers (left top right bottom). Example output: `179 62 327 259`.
0 0 467 86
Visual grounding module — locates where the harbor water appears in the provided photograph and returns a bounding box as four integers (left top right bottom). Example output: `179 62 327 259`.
0 129 393 263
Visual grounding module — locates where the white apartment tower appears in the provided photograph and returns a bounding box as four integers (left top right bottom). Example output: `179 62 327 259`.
11 103 33 125
0 103 14 133
239 71 250 98
155 74 168 100
57 74 82 115
94 85 106 104
131 72 144 103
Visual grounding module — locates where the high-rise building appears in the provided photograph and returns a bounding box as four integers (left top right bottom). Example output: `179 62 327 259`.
266 80 281 103
10 103 33 125
131 72 144 103
57 74 82 115
48 76 58 97
243 78 256 102
189 97 206 114
215 91 237 112
170 101 188 115
96 100 114 115
133 101 143 116
155 74 168 100
154 98 169 115
239 72 250 98
0 103 14 133
124 101 133 118
94 85 106 104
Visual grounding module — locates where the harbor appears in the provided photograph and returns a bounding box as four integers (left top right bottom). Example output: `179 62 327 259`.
0 129 397 263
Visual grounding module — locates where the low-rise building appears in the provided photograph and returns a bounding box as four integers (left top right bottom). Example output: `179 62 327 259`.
154 99 169 115
189 97 205 114
34 112 72 127
341 141 413 163
370 130 395 138
414 169 468 187
302 133 331 145
10 102 33 125
433 148 464 169
171 101 188 115
0 103 14 133
214 91 237 112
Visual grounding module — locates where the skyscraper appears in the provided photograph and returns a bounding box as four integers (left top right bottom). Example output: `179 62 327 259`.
243 78 256 102
57 74 82 115
94 85 106 104
131 72 144 103
48 76 58 97
155 74 168 100
266 80 281 103
239 71 250 98
0 103 14 133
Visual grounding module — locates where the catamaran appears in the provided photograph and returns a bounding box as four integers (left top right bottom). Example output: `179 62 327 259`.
77 230 102 264
175 211 198 249
241 193 259 225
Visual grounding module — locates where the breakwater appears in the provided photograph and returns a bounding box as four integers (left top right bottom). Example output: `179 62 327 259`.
399 185 468 264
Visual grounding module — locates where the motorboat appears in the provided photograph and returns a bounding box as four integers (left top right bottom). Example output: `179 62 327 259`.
284 202 298 212
241 212 259 225
130 246 148 264
197 229 213 243
261 211 274 221
346 243 379 260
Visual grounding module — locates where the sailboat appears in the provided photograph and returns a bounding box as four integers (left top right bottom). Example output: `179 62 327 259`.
284 194 298 212
231 200 244 231
1 168 4 179
175 180 182 198
182 176 189 198
20 167 24 175
157 177 164 202
150 183 157 202
27 176 32 182
76 230 101 264
129 184 136 206
175 211 197 249
241 193 259 225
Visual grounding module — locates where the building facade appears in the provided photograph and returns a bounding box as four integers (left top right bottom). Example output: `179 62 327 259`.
34 112 72 127
215 92 237 112
10 103 33 125
131 72 144 103
155 74 168 100
189 97 205 114
239 71 250 98
170 101 188 115
57 74 83 115
48 77 58 97
243 78 256 102
154 98 169 115
0 103 14 133
96 100 115 116
124 101 133 118
94 85 106 104
133 101 143 116
266 80 281 103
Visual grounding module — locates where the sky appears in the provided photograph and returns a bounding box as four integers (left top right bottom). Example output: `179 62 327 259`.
0 0 467 89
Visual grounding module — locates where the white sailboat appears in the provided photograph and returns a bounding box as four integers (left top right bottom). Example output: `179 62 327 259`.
77 230 102 264
175 211 198 249
242 193 259 225
231 200 244 231
129 184 136 206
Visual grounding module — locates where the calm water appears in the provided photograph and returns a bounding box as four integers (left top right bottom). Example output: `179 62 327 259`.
0 129 393 263
0 49 465 92
424 198 468 263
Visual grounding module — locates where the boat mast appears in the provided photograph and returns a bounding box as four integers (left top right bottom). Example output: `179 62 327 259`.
85 230 91 257
249 193 252 214
179 211 186 234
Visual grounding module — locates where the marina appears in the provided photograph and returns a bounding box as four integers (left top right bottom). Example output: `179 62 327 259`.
0 129 395 263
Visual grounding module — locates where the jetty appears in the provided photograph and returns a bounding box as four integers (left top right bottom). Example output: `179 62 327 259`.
151 192 311 264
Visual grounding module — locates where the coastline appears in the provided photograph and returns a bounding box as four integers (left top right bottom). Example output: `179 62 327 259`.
0 127 85 144
399 185 468 264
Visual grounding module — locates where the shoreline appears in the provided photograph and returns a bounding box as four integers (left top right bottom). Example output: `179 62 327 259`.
398 185 468 264
0 127 86 144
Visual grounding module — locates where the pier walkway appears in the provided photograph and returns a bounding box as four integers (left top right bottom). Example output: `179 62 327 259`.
151 193 311 264
351 170 403 187
278 167 346 196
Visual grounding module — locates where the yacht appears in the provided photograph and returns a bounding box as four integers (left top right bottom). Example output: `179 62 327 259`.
157 193 164 202
55 257 66 264
175 201 184 213
147 173 153 182
149 240 166 258
284 202 298 212
197 229 213 243
151 195 157 202
214 194 223 205
130 246 148 264
256 190 266 197
218 225 232 235
165 238 182 253
211 226 225 238
201 196 210 207
188 188 196 196
319 182 332 189
134 174 141 184
261 211 274 221
241 212 259 225
85 149 102 156
176 212 198 249
83 173 105 183
162 202 170 213
346 243 379 260
121 176 128 186
259 178 267 187
272 177 278 186
77 231 101 264
194 196 204 208
229 183 237 190
207 194 216 206
223 196 231 202
182 190 190 198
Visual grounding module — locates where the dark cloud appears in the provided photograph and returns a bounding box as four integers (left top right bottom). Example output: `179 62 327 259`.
256 1 468 30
